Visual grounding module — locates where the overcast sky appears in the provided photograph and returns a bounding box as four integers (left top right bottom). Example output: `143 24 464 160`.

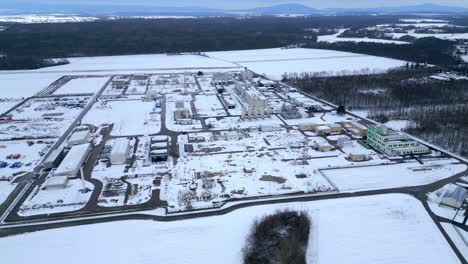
4 0 468 9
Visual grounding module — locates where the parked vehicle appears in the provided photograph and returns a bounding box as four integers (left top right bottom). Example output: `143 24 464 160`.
0 161 8 168
10 162 23 168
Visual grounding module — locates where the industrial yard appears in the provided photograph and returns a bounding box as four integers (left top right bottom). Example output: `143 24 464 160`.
0 65 464 216
0 49 467 263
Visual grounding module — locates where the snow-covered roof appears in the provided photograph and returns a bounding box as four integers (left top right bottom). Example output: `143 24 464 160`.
152 135 169 142
68 130 90 143
55 143 91 176
111 138 130 156
44 176 68 187
442 184 467 203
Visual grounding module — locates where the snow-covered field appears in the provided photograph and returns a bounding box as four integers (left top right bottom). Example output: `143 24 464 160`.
82 99 161 136
322 159 466 191
207 48 406 80
0 194 459 264
0 73 61 98
36 54 241 74
389 32 468 40
0 15 99 24
442 223 468 262
318 29 410 45
0 100 21 114
53 77 110 94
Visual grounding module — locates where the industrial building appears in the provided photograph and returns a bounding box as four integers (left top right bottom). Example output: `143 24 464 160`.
174 109 192 125
54 143 91 178
43 176 69 190
313 138 333 152
348 153 368 162
367 125 430 156
67 130 91 147
236 83 271 119
341 120 367 138
440 184 467 208
110 138 132 165
211 72 232 85
150 136 170 162
43 148 65 169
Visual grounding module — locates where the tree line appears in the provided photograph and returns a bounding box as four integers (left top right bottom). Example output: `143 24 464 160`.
284 68 468 157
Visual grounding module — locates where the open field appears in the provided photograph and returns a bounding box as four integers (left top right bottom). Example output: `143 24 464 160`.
0 194 458 264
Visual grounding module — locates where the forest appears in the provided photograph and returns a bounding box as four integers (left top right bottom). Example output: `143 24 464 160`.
1 15 467 70
284 68 468 157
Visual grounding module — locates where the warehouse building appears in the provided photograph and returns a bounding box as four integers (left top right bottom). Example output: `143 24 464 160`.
367 125 429 156
54 143 91 178
313 138 333 152
341 120 367 138
440 184 467 208
43 148 65 169
67 130 91 147
110 138 132 165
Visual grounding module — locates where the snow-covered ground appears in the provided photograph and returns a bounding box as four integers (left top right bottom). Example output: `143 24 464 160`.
207 48 406 80
0 100 21 114
0 194 459 264
82 99 161 136
384 119 415 131
0 73 61 98
318 29 411 45
322 159 466 191
32 54 241 74
389 32 468 40
442 223 468 262
53 77 110 94
0 15 99 24
19 180 94 216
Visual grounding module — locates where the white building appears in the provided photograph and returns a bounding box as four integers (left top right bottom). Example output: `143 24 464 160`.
44 176 69 190
236 83 271 119
54 143 91 178
110 138 132 165
67 130 91 147
260 125 282 132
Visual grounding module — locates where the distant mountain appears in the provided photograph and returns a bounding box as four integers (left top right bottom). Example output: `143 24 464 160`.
327 3 468 14
245 4 319 15
0 2 467 16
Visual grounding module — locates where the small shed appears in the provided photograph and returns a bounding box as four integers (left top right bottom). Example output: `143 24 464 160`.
348 153 367 162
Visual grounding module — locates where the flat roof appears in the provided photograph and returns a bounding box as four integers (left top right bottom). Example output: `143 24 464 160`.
44 176 68 186
68 130 90 143
111 138 130 156
55 143 91 176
